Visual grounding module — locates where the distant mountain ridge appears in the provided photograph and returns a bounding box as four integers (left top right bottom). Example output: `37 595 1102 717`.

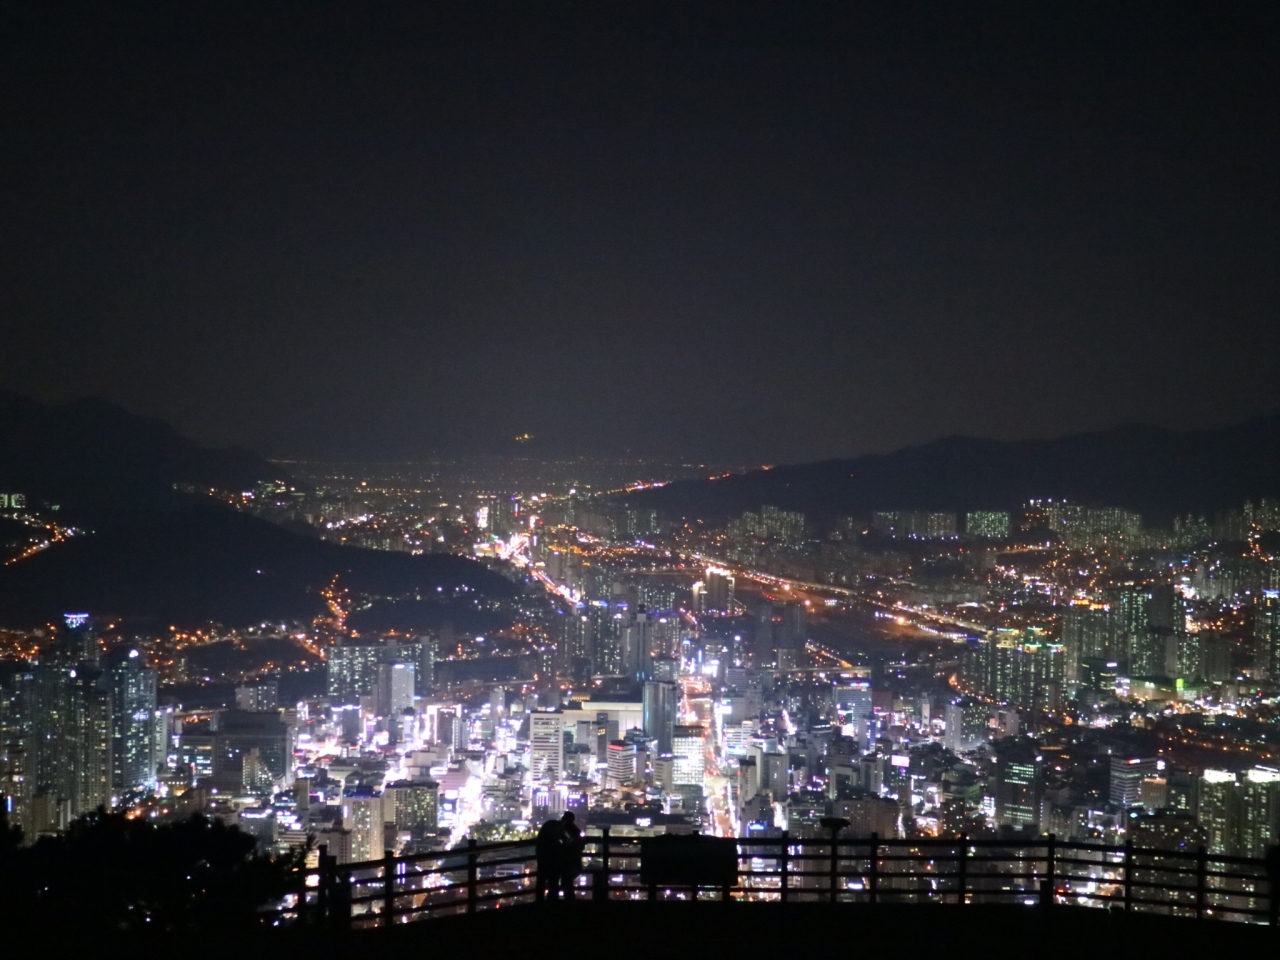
0 390 275 514
621 415 1280 525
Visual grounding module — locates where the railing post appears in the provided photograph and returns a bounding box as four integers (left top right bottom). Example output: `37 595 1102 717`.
316 844 330 924
956 834 967 906
830 835 840 904
1123 836 1133 913
1041 834 1055 909
333 864 353 932
383 848 396 926
1267 846 1280 926
868 833 878 905
466 838 478 914
779 832 790 903
1195 844 1207 920
595 826 610 906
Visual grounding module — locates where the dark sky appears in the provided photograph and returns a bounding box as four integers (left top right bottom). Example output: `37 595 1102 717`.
2 3 1277 464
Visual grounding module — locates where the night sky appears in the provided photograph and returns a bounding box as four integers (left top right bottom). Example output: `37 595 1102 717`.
2 3 1276 464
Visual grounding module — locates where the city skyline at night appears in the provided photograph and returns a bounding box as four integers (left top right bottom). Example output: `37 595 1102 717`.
1 1 1279 946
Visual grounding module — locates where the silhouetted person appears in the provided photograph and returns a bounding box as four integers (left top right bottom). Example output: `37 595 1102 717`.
535 818 567 901
560 811 583 899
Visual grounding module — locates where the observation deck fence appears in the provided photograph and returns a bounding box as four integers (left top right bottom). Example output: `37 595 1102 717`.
270 831 1280 930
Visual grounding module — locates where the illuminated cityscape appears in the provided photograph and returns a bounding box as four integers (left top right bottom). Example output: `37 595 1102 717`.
0 1 1277 949
6 464 1280 867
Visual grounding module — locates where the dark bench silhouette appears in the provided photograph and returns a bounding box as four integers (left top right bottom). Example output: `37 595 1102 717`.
640 835 739 897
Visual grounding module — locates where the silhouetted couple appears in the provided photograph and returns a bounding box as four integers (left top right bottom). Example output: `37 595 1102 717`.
535 812 583 900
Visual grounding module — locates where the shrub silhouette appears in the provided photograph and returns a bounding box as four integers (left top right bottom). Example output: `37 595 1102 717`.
0 809 304 932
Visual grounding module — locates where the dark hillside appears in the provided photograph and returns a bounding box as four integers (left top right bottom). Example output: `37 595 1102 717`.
622 416 1280 525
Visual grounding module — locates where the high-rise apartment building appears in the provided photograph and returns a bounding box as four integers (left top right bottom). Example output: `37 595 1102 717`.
12 666 111 831
1107 584 1155 674
1258 591 1280 680
107 649 158 799
872 511 957 539
327 642 382 704
384 779 439 841
235 680 280 712
1199 769 1237 854
1062 507 1142 548
342 787 385 862
1060 600 1118 681
1238 768 1280 858
1199 768 1280 858
965 511 1011 539
961 629 1064 713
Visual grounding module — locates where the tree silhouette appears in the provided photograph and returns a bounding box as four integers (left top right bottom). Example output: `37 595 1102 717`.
0 808 305 933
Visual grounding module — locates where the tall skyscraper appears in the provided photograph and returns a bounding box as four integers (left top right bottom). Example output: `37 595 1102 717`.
593 601 625 676
606 740 639 787
671 725 706 788
704 568 735 613
376 662 415 719
1198 769 1238 855
642 680 677 754
1109 756 1159 807
1133 584 1184 677
993 742 1042 830
1258 590 1280 680
835 678 873 746
529 711 564 782
1108 583 1180 676
54 614 100 668
618 608 655 679
13 665 111 830
416 634 438 692
107 649 158 800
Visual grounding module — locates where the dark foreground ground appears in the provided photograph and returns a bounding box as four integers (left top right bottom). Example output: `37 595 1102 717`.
32 902 1280 959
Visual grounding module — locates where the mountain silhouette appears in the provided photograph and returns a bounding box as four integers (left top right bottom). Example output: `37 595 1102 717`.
0 501 514 627
621 416 1280 526
0 390 276 514
0 392 515 627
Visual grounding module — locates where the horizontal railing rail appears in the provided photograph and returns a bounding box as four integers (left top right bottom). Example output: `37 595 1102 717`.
265 831 1280 930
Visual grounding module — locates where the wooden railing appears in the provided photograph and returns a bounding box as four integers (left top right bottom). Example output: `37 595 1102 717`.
268 831 1280 929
